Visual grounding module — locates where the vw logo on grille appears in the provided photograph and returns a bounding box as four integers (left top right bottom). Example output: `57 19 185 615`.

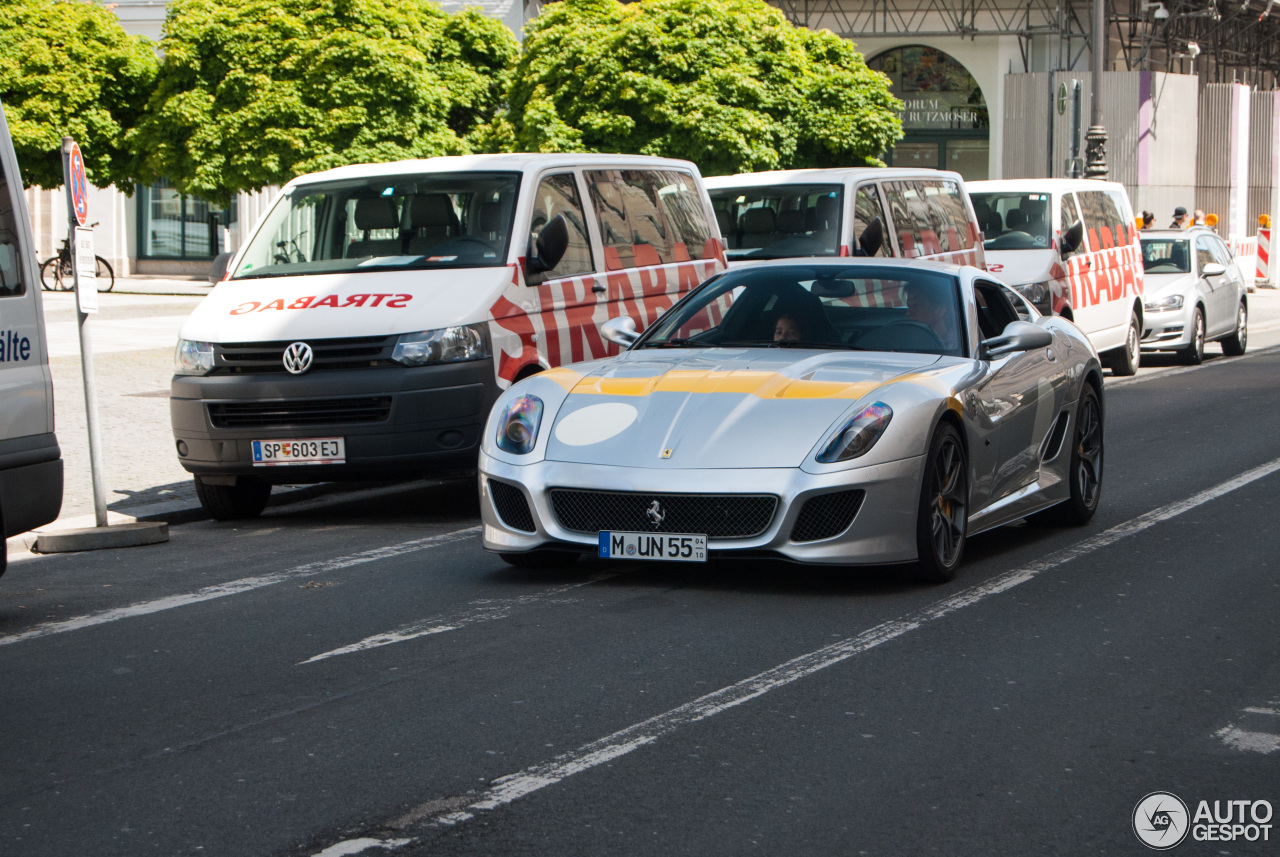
645 500 666 528
282 342 314 375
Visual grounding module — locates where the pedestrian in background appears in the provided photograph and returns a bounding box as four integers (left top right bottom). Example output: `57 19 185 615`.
1170 207 1189 228
1193 208 1206 226
1141 210 1155 229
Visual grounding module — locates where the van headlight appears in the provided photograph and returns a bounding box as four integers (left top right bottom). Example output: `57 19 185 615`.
1144 294 1184 312
391 323 491 366
174 340 215 375
817 402 893 463
496 394 544 455
1016 282 1047 304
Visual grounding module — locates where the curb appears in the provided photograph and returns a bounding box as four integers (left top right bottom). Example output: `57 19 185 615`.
32 521 169 554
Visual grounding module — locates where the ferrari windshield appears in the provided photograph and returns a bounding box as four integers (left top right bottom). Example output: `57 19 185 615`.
708 184 843 260
231 172 521 280
1141 238 1192 273
639 264 966 357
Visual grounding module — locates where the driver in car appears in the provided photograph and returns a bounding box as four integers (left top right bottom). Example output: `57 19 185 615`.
903 281 961 352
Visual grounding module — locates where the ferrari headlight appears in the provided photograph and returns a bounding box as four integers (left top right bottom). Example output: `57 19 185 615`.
174 339 214 375
817 402 893 463
392 323 491 366
496 394 544 455
1143 294 1184 312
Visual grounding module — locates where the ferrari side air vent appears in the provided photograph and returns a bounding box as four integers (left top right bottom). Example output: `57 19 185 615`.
1040 410 1071 463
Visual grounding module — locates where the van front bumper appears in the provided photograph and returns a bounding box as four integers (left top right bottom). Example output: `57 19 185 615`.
170 360 500 483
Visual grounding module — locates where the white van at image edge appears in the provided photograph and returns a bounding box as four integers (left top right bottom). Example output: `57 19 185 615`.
171 153 725 520
0 96 63 576
969 178 1145 375
705 167 985 269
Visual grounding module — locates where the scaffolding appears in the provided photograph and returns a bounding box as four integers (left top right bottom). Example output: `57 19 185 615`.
773 0 1280 85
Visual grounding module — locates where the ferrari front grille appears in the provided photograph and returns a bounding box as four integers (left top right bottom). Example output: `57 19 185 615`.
790 490 865 542
548 489 777 540
489 479 536 533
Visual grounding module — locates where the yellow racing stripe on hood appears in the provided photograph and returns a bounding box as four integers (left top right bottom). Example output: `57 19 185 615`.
570 369 898 400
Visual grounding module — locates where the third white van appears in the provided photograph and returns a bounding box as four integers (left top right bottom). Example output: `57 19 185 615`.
968 179 1145 375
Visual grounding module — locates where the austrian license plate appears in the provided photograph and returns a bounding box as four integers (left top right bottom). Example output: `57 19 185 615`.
251 437 346 466
598 531 707 562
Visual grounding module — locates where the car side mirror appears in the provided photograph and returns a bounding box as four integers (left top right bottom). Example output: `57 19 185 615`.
602 316 639 348
209 251 232 284
1060 221 1084 257
857 217 884 257
1201 262 1227 277
981 320 1054 359
525 214 570 284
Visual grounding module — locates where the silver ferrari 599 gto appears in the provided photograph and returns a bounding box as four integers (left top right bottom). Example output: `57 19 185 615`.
479 259 1105 582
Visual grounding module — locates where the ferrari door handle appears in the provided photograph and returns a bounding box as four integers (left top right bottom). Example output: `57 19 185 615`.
1045 348 1057 362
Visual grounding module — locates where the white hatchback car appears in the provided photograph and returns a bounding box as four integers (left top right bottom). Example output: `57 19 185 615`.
1139 227 1248 364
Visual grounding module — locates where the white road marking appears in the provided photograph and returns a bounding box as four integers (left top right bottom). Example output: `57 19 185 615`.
299 574 618 664
1108 342 1280 387
311 454 1280 850
0 526 480 648
1243 706 1280 716
312 838 412 857
1215 724 1280 754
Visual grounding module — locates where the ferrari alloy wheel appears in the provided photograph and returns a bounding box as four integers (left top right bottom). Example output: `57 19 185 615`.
1034 384 1104 526
1222 302 1247 356
1108 311 1141 376
915 423 967 584
1180 308 1205 365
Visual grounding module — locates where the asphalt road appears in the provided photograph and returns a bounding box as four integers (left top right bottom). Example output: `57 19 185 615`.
3 348 1280 856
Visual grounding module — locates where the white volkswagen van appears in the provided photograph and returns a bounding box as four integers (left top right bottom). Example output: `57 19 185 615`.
171 154 724 519
0 96 62 575
968 179 1145 375
705 168 985 268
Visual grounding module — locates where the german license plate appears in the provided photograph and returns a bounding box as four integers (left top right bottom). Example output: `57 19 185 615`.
598 531 707 562
251 437 345 466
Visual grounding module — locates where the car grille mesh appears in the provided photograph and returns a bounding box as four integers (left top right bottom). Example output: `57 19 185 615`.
549 489 777 539
207 397 392 429
790 490 865 542
214 336 396 374
489 480 536 533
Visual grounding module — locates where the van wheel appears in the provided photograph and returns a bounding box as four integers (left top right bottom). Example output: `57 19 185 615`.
499 550 578 569
1179 308 1205 365
1108 311 1141 376
194 476 272 521
1221 302 1247 356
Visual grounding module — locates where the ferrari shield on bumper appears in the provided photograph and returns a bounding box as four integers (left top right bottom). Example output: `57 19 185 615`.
478 452 926 566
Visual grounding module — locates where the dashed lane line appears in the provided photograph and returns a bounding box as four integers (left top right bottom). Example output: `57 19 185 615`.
0 526 481 648
298 573 621 665
309 455 1280 856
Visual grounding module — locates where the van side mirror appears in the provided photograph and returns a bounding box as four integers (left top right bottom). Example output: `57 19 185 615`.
981 320 1053 359
601 316 639 347
525 214 569 284
209 251 232 283
857 217 884 257
1201 262 1227 277
1060 221 1084 257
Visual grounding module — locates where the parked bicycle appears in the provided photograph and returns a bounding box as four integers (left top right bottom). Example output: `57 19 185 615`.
40 223 115 292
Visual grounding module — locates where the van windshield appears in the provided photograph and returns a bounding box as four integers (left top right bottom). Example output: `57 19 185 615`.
231 172 521 280
708 184 843 260
971 192 1053 251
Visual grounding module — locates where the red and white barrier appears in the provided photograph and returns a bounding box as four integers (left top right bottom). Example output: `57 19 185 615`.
1230 234 1258 291
1257 228 1271 287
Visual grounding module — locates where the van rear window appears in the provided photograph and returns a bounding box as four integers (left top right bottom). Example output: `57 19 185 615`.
232 172 521 280
0 161 26 297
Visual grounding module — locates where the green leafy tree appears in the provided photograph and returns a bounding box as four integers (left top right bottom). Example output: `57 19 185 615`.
132 0 519 201
496 0 902 174
0 0 158 189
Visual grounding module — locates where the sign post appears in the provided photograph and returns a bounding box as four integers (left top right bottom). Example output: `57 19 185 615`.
62 137 108 528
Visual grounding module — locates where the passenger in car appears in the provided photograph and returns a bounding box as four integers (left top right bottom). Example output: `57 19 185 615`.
773 314 802 342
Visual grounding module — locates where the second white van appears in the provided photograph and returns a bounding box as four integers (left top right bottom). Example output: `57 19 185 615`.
171 154 725 519
968 179 1145 375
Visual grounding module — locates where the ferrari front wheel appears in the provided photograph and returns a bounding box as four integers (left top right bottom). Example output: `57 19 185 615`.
914 422 968 584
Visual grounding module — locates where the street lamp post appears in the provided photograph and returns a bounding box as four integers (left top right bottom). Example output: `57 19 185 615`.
1085 0 1109 178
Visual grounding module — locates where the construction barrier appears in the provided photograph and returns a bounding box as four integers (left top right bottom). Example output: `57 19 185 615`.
1230 234 1259 291
1257 228 1271 287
